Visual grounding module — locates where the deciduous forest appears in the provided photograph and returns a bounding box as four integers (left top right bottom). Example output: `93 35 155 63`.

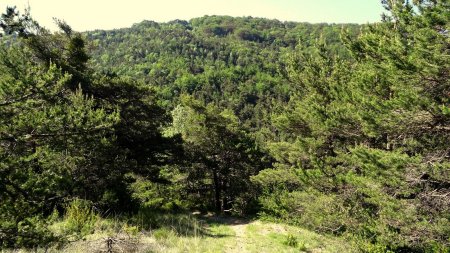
0 0 448 252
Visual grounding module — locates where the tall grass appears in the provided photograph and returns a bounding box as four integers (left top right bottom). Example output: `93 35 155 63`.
63 198 99 237
132 208 205 237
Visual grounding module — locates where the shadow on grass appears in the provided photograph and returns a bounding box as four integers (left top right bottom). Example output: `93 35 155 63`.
132 209 252 239
199 215 253 226
196 214 253 238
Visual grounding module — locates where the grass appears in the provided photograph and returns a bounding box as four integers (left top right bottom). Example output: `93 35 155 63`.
230 220 356 253
149 223 235 253
120 215 356 253
5 213 358 253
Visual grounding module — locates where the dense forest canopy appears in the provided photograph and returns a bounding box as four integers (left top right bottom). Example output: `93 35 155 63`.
85 16 361 139
0 0 449 252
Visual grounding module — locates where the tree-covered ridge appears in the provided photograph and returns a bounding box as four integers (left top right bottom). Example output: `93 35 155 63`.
85 16 361 136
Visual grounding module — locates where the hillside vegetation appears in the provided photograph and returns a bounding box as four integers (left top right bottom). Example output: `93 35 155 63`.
86 16 360 136
0 1 449 252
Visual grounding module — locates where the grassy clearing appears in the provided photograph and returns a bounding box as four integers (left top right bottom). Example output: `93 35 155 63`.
149 222 235 253
5 214 358 253
241 220 357 253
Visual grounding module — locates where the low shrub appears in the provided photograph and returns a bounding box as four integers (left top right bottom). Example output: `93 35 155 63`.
284 234 298 247
63 198 98 237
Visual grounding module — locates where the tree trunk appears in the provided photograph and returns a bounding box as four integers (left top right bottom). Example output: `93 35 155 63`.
213 170 222 213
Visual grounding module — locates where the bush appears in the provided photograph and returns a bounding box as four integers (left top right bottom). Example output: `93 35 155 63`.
63 199 98 237
0 215 59 249
259 189 349 234
284 234 298 247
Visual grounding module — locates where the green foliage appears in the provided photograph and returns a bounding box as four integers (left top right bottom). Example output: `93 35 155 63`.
86 16 360 139
1 2 448 251
258 189 349 234
283 233 307 251
0 8 180 249
254 0 450 251
0 41 117 247
0 215 58 248
129 171 189 212
153 227 176 240
63 199 98 237
283 234 298 247
167 97 270 214
132 209 203 238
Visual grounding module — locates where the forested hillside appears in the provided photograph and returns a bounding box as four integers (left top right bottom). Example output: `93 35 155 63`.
85 16 360 139
1 1 449 252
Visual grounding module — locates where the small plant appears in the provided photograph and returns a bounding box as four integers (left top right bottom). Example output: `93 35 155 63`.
284 233 298 247
63 198 98 237
298 241 307 251
122 223 139 237
49 208 60 223
153 227 174 240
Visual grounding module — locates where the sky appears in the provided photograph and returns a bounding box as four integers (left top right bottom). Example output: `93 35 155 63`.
0 0 386 31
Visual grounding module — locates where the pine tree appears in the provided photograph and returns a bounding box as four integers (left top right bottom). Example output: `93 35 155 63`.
0 8 181 247
255 0 449 251
343 0 450 249
0 41 119 247
168 96 269 214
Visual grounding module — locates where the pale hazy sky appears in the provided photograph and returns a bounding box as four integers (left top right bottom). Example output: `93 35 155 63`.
1 0 385 31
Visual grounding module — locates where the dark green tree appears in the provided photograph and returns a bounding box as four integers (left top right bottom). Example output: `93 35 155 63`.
0 7 181 247
167 97 269 214
0 39 119 248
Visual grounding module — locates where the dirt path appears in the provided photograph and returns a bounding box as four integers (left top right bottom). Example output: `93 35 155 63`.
230 223 249 252
203 216 252 252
